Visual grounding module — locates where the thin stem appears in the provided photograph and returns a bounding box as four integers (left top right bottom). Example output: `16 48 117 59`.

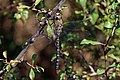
103 16 118 77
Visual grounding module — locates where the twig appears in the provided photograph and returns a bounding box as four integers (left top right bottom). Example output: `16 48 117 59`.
25 61 35 69
82 63 120 79
103 16 118 56
0 0 66 76
88 65 96 73
10 0 66 68
82 72 98 78
102 16 118 76
0 69 7 76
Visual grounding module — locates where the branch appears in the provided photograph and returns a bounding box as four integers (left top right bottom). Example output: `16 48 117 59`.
103 16 118 55
11 0 66 67
82 61 120 79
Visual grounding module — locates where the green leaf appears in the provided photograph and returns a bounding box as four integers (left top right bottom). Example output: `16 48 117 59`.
10 60 21 63
41 16 45 20
60 72 66 80
104 21 113 28
111 2 118 10
14 13 21 20
91 11 99 25
75 10 82 14
34 0 42 6
29 68 35 80
61 43 65 48
95 22 104 31
110 62 116 67
98 7 105 15
108 54 119 60
22 10 29 15
79 0 87 8
80 39 102 45
92 3 100 10
100 55 105 59
6 64 11 71
35 66 44 72
107 45 115 49
21 10 29 20
0 59 4 61
96 69 105 75
117 64 120 72
47 24 54 38
115 28 120 36
63 51 69 56
32 54 37 64
112 72 116 78
19 5 30 9
51 54 56 62
87 76 90 80
3 51 7 58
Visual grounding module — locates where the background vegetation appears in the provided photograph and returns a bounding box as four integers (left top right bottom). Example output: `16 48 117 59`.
0 0 120 80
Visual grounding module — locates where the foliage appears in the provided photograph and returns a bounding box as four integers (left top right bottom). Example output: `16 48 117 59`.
0 0 120 80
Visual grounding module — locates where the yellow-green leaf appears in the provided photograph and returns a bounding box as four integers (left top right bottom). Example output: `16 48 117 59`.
10 60 21 63
91 12 99 25
6 64 11 71
29 68 35 80
63 51 69 56
75 10 82 14
80 39 102 45
0 59 4 61
107 45 115 49
112 72 116 78
51 54 56 62
92 3 100 10
35 66 44 72
14 13 21 20
104 21 113 28
34 0 42 6
47 24 53 38
21 10 29 20
80 0 87 8
108 54 119 60
18 5 30 9
3 51 7 58
87 76 90 80
96 69 105 75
